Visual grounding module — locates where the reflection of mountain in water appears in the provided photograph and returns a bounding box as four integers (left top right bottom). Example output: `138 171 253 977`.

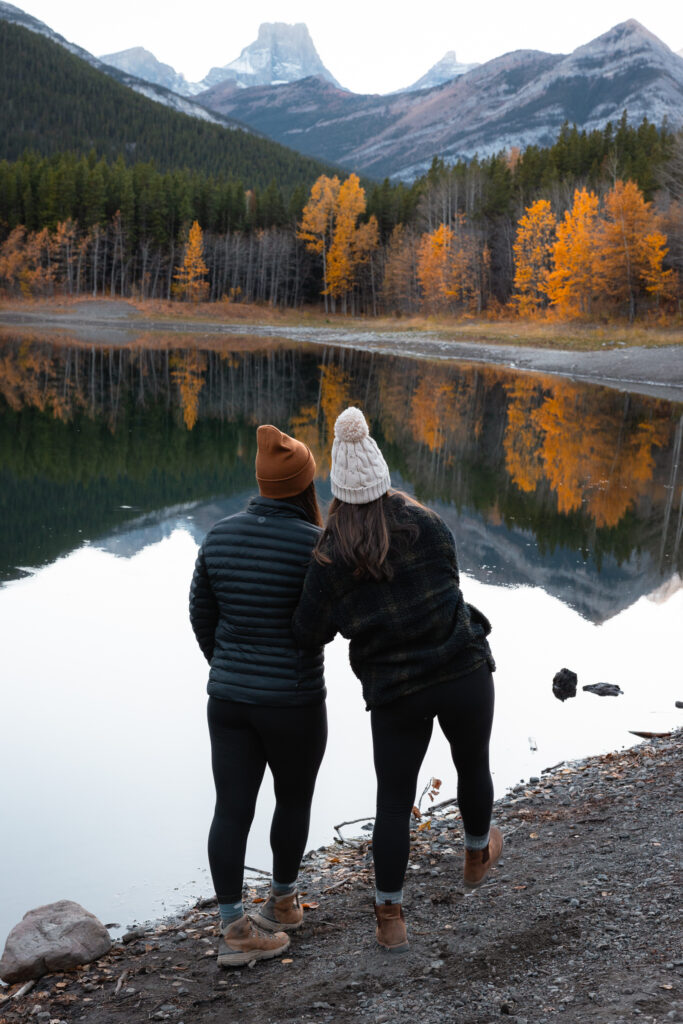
1 334 681 622
89 485 669 624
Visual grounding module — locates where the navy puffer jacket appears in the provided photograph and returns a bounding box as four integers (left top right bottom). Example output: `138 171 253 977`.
189 496 325 706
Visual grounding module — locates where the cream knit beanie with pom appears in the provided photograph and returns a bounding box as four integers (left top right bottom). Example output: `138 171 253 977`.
331 407 391 504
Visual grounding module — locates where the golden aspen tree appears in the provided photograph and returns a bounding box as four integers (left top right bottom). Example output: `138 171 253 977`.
546 189 600 317
417 223 454 311
297 175 340 311
173 220 209 302
512 200 556 315
595 180 674 321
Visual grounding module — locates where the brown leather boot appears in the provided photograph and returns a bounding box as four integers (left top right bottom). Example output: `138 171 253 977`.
463 826 504 888
252 891 304 932
217 914 290 967
374 902 409 952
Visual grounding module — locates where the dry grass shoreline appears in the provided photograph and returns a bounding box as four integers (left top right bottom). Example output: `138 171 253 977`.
0 296 682 352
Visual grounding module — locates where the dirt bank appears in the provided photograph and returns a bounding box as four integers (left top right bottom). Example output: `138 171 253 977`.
1 300 682 402
1 732 680 1024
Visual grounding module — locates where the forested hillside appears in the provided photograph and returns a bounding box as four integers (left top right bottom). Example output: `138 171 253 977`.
0 20 335 189
0 110 680 317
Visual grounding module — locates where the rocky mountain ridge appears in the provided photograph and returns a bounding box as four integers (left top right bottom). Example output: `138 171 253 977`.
200 19 683 180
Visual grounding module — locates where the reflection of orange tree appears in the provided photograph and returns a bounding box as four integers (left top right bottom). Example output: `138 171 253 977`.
169 350 207 429
288 364 354 477
0 339 85 420
410 376 456 452
504 378 667 527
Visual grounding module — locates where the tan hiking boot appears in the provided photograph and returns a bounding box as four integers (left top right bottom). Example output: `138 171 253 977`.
463 825 504 888
252 891 304 933
217 914 290 967
374 902 409 952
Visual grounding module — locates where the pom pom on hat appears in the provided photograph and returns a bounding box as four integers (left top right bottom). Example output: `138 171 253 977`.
334 406 369 443
331 406 390 504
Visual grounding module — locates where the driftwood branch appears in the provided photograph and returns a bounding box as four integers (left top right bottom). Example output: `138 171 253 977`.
114 969 129 996
244 865 271 877
333 816 374 843
322 869 368 894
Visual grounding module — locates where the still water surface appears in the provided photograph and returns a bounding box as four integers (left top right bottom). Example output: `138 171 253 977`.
1 332 681 946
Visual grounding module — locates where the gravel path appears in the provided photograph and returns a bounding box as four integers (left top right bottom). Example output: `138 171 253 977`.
2 732 680 1024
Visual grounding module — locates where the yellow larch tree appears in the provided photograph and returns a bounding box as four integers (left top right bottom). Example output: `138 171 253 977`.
512 199 556 315
546 188 600 317
299 174 377 313
297 175 341 311
173 220 209 303
595 180 674 321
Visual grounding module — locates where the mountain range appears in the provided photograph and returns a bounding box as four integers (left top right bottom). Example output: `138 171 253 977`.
199 20 683 180
2 3 683 183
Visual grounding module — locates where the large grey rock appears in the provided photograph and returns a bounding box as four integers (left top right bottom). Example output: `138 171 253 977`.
0 900 111 983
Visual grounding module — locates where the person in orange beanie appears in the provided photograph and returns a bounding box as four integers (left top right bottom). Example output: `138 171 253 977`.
190 425 326 967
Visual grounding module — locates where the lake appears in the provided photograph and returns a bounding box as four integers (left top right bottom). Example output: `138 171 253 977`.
1 329 681 948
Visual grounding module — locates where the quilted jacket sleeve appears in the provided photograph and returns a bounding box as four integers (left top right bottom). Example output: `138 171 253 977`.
292 558 338 649
189 544 219 663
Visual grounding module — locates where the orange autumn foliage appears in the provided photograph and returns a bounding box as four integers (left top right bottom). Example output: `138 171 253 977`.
173 221 209 303
546 188 600 317
513 200 556 315
595 180 675 320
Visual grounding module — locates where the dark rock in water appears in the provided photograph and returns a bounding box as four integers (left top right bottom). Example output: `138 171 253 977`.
553 668 577 702
0 900 111 983
583 683 623 697
676 701 683 709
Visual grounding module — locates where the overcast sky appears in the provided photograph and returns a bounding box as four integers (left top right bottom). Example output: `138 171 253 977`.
17 0 683 93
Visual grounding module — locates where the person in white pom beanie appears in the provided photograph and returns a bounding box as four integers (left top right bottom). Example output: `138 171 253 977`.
330 407 391 504
293 406 500 954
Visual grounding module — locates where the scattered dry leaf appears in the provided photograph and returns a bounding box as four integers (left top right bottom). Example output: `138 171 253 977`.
529 833 539 839
417 820 431 832
302 902 319 910
411 806 422 819
252 897 265 904
281 958 293 964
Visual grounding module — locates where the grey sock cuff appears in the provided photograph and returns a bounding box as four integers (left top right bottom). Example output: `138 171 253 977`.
375 888 403 904
464 829 490 850
272 879 297 896
218 900 244 925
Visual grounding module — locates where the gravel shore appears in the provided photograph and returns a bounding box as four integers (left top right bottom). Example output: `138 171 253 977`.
1 731 680 1024
1 302 682 401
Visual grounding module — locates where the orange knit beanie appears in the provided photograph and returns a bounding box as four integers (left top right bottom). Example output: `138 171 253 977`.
255 425 316 498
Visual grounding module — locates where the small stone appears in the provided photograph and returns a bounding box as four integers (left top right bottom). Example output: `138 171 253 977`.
582 683 623 697
553 668 577 702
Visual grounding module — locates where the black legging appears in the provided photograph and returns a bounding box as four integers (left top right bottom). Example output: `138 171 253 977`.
371 662 495 893
207 696 328 903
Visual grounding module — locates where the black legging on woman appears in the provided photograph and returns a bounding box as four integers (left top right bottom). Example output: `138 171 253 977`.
371 662 495 894
207 696 328 903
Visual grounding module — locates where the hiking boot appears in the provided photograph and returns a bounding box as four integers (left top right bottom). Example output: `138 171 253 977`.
374 902 409 952
463 826 504 888
216 914 290 967
252 891 304 933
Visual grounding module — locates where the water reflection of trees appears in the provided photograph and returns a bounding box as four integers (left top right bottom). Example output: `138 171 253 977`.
1 333 681 578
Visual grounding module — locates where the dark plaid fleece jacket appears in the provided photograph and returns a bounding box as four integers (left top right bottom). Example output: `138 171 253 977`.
292 494 495 710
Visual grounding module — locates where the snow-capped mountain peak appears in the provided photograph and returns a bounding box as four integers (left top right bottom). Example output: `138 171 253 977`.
99 46 203 96
201 22 341 90
404 50 479 92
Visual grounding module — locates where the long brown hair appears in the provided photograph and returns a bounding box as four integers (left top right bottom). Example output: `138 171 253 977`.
314 490 424 581
282 480 324 528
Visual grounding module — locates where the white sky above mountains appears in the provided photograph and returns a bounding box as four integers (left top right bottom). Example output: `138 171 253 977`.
18 0 683 93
